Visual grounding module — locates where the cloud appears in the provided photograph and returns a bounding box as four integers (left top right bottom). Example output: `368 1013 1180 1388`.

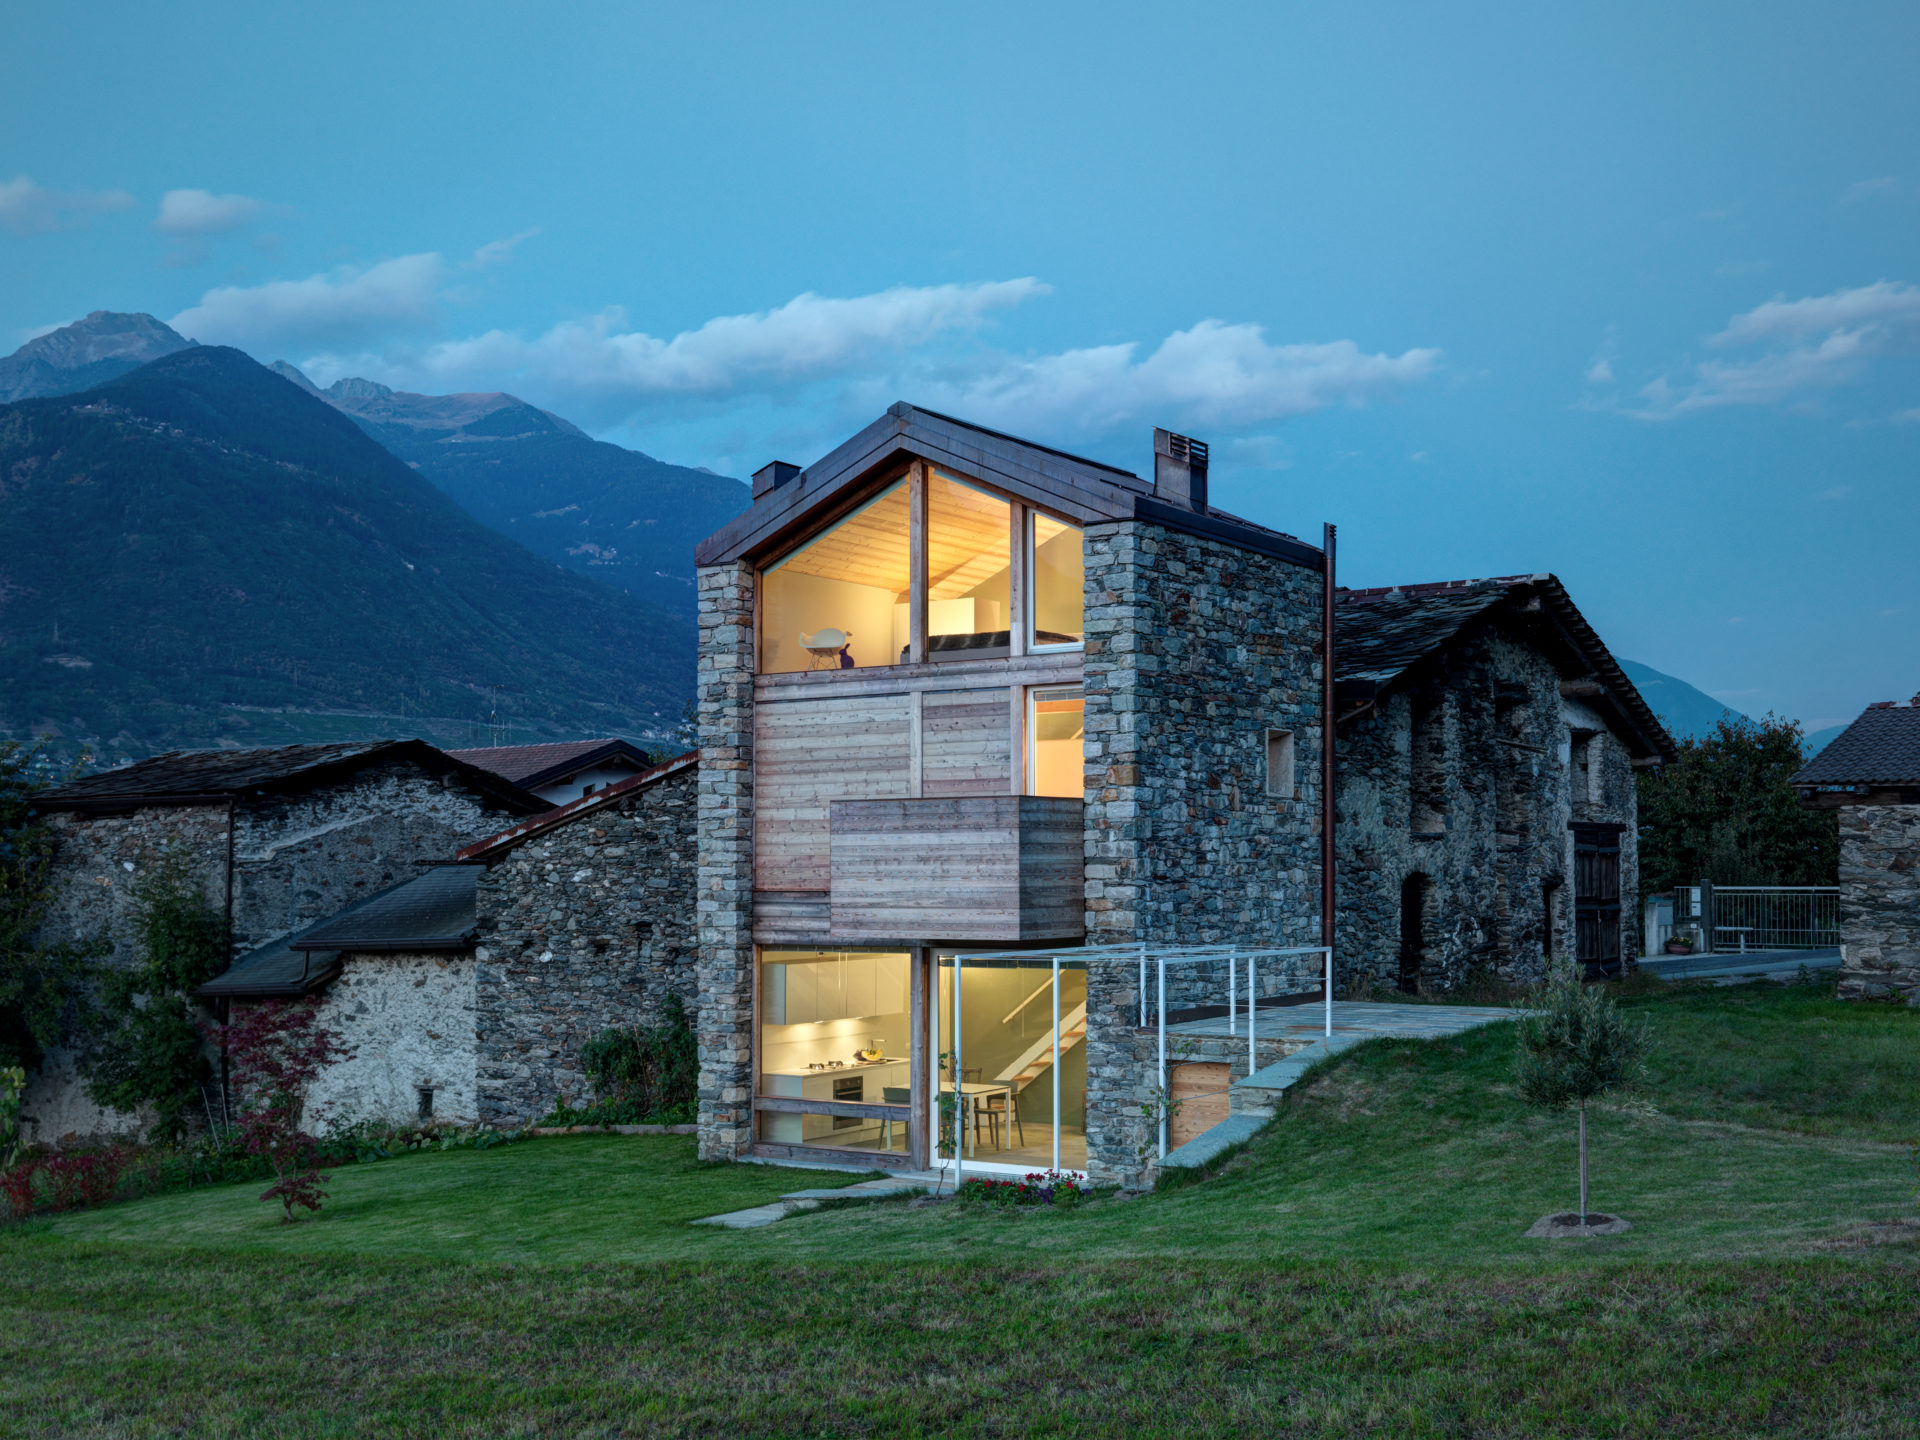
470 228 540 269
1584 358 1615 384
1631 280 1920 418
1844 176 1906 202
171 253 446 352
0 175 136 235
155 188 263 237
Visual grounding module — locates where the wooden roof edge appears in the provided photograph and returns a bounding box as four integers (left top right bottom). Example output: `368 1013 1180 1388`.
456 750 698 862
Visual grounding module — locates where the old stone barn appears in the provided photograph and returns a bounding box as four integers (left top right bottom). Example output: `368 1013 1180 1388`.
197 751 698 1127
1792 698 1920 1004
25 742 543 1144
1333 576 1674 994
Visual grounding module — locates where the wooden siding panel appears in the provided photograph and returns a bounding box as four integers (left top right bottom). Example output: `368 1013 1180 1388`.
755 695 911 891
922 688 1013 797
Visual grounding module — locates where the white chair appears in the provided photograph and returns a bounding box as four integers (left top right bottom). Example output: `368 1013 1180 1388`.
800 629 850 670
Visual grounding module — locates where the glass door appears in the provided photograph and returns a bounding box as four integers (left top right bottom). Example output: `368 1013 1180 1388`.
933 954 1088 1174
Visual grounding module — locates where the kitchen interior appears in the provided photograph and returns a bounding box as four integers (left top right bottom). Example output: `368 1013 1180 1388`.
758 949 913 1153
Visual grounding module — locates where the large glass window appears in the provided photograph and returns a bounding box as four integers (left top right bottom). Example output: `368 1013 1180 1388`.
757 948 912 1154
759 481 910 674
1030 512 1084 647
1027 686 1085 798
936 957 1088 1171
926 470 1012 661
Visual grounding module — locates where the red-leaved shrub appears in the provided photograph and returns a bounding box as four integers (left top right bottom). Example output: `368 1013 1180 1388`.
0 1159 39 1221
209 999 350 1223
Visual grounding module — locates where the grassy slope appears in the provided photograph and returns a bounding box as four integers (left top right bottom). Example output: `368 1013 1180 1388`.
7 979 1918 1437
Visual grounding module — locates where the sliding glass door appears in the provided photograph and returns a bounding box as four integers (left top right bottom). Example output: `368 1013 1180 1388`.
933 954 1088 1173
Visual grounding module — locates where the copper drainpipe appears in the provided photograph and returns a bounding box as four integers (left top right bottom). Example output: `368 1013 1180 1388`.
1321 523 1337 994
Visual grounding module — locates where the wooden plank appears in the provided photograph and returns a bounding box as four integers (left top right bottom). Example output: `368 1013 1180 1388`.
908 945 929 1170
922 687 1012 798
755 652 1082 704
751 1096 911 1119
755 693 911 890
908 690 924 798
1169 1063 1232 1149
749 1141 918 1170
1008 501 1028 660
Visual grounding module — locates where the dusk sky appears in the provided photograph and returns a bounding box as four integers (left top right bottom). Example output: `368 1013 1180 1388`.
4 2 1915 731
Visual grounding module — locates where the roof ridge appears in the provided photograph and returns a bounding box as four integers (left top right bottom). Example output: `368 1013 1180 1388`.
457 750 697 860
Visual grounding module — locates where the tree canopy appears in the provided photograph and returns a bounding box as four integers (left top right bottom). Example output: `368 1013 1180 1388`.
1636 714 1836 892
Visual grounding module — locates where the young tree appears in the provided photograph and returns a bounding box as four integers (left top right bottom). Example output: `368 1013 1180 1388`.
1637 714 1837 891
84 847 229 1143
1515 971 1650 1225
216 999 351 1222
0 741 105 1072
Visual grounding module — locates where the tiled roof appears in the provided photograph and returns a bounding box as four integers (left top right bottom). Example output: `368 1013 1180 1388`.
459 751 697 861
194 933 341 999
36 740 545 813
444 737 652 788
1791 703 1920 787
1336 574 1675 762
287 864 477 952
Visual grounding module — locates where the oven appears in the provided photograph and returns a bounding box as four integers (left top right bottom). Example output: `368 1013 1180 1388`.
831 1073 864 1129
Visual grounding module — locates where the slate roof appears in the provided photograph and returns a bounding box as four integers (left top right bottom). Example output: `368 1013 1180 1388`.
445 737 653 790
459 751 698 862
196 865 478 998
1790 703 1920 788
36 740 545 814
1336 574 1675 762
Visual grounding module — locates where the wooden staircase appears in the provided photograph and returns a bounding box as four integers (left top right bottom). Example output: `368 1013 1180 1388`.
993 1003 1088 1090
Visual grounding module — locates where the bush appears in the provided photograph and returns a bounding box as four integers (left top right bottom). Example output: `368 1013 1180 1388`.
213 998 351 1223
956 1170 1087 1208
571 994 698 1124
1516 970 1650 1222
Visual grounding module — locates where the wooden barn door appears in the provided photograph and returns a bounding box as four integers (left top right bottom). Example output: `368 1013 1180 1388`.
1572 825 1623 978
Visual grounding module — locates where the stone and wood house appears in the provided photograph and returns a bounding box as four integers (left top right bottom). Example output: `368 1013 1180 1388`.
447 737 659 807
1334 576 1674 994
25 742 543 1144
1792 698 1920 1004
196 750 699 1127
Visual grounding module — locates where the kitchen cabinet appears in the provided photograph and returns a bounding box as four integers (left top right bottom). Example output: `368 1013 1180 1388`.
763 953 908 1024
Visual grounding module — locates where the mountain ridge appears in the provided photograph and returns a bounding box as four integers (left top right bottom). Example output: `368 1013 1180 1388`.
0 311 194 403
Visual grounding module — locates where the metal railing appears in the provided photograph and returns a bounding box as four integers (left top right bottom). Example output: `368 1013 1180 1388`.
1668 884 1840 953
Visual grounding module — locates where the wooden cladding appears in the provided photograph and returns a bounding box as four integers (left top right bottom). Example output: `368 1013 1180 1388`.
922 689 1013 797
754 695 911 891
828 796 1084 943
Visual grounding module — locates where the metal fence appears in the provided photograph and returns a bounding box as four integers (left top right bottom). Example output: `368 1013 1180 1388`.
1665 884 1840 953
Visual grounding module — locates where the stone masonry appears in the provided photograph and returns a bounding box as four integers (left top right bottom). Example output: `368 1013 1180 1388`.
1836 804 1920 1004
693 561 757 1161
1335 628 1642 995
1079 518 1327 1185
302 952 481 1126
472 762 699 1123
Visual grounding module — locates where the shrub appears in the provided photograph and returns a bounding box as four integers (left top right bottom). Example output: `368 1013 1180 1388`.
956 1170 1087 1208
572 993 697 1124
213 999 351 1223
0 1064 25 1172
1515 970 1650 1222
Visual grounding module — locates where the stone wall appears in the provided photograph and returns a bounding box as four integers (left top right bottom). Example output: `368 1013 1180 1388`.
472 764 699 1124
229 760 513 954
299 952 481 1127
1836 804 1920 1004
693 562 758 1161
1334 625 1641 995
1078 518 1327 1186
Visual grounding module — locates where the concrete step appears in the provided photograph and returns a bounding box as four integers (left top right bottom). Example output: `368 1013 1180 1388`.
1161 1114 1268 1170
689 1174 934 1229
1228 1034 1368 1118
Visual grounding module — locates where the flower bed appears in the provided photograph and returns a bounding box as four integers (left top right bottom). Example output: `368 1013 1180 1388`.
955 1170 1087 1208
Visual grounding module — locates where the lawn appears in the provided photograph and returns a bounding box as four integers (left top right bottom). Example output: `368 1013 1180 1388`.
6 976 1919 1437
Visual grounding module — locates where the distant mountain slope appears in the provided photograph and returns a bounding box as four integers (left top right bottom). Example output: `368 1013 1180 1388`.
1617 659 1748 742
0 347 693 761
274 364 748 613
1802 723 1846 755
0 311 193 402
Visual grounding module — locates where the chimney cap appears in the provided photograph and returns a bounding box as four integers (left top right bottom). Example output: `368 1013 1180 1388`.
1153 428 1209 465
752 460 801 500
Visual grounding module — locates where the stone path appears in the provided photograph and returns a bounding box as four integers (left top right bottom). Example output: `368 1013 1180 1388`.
1640 947 1840 986
689 1173 938 1229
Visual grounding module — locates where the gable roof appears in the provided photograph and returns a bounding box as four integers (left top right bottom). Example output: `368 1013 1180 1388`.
1336 574 1675 762
694 402 1324 572
1791 703 1920 789
445 737 654 790
36 740 546 815
458 750 697 862
197 864 478 998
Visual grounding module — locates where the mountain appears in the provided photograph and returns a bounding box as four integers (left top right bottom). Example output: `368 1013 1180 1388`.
0 347 694 761
0 311 194 403
1616 659 1748 743
1802 723 1846 755
274 364 748 613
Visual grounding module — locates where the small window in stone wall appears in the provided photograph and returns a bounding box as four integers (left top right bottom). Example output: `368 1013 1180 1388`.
1410 694 1448 835
417 1085 434 1120
1264 728 1295 799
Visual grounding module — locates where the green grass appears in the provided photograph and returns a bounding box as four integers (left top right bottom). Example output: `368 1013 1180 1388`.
7 977 1919 1437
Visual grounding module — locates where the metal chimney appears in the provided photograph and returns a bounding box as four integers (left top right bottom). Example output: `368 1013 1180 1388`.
752 460 801 500
1153 429 1209 512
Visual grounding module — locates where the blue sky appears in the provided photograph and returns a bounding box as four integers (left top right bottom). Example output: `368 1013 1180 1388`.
4 2 1916 730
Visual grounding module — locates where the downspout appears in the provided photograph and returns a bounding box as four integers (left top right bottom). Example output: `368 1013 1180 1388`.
219 796 237 1125
1321 523 1338 994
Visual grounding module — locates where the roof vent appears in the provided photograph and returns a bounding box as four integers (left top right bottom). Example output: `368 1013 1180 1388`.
1153 429 1209 512
752 460 801 500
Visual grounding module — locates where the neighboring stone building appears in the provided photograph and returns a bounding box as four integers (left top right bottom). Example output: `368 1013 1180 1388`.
691 405 1329 1189
447 737 658 807
25 742 542 1144
1334 577 1674 994
196 751 699 1127
1792 698 1920 1004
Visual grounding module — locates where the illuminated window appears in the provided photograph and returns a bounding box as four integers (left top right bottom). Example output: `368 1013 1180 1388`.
759 480 910 674
1027 686 1085 797
1030 512 1084 648
926 470 1012 661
